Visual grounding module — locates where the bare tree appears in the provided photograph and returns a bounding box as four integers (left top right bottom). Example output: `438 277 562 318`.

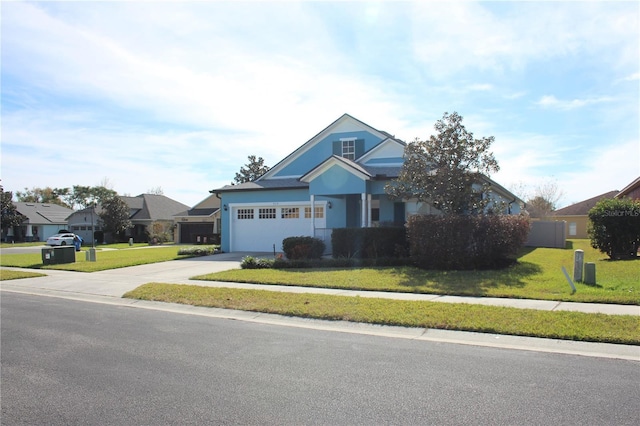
147 186 164 195
526 179 565 218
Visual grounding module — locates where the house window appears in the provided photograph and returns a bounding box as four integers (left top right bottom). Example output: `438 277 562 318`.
342 140 355 160
281 207 300 219
304 206 324 219
569 222 577 236
259 208 276 219
237 208 254 219
72 226 80 231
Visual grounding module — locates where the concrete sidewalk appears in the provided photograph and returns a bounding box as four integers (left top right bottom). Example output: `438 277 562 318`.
1 252 638 316
2 253 639 361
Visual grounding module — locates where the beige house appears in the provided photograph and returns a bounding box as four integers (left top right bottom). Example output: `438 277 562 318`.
552 191 618 239
173 193 221 244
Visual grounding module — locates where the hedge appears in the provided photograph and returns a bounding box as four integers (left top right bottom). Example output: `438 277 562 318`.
331 227 407 259
407 214 530 270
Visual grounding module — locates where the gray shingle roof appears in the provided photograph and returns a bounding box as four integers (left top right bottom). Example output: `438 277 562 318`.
13 202 75 225
122 194 190 221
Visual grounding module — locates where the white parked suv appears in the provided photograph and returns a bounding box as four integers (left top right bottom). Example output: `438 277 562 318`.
46 233 76 246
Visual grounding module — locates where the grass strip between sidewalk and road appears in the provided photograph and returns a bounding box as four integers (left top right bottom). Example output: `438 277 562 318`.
0 269 47 280
123 283 640 345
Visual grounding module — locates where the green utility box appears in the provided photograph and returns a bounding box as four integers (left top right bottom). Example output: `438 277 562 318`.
42 246 76 265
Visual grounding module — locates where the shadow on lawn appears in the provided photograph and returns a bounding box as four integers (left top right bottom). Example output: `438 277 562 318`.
394 261 543 297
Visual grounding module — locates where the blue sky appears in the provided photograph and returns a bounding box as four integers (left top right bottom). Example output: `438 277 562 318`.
1 1 638 208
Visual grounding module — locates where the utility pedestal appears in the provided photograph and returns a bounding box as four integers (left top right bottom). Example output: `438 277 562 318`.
86 248 97 262
584 262 596 285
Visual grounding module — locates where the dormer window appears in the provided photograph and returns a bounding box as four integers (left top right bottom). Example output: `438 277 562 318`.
333 137 364 160
341 138 356 160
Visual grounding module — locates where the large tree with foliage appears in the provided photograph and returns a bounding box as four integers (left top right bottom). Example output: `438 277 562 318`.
1 185 23 230
67 185 118 209
385 112 500 215
15 186 71 207
98 196 132 241
588 197 640 259
233 155 270 184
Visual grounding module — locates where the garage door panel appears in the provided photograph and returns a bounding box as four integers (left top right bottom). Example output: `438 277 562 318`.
231 205 324 252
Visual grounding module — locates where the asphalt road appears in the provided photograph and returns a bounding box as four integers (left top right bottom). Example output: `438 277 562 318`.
2 292 639 425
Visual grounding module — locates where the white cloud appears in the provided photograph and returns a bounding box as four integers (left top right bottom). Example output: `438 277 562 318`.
536 95 616 110
409 2 638 76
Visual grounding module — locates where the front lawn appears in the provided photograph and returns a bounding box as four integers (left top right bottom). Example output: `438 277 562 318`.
0 246 199 272
195 240 640 305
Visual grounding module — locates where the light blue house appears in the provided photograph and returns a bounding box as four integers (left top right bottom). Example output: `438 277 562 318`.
213 114 523 253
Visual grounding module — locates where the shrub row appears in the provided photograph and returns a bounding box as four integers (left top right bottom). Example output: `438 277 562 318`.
407 214 530 270
331 227 407 259
240 256 275 269
177 246 220 256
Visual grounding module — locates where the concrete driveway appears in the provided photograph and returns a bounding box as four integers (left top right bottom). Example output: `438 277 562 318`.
0 252 270 297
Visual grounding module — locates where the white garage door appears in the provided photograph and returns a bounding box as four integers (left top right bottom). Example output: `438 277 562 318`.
230 203 326 252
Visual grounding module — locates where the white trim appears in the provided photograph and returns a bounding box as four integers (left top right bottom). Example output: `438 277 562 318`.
339 137 357 142
300 157 371 183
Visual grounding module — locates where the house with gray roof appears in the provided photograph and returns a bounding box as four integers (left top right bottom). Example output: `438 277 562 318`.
5 202 75 242
67 194 190 244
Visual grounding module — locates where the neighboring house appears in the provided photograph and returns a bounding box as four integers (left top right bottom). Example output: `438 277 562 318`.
615 176 640 200
66 205 104 245
4 202 75 242
213 113 524 253
67 194 190 244
173 193 221 244
121 194 190 242
552 191 619 239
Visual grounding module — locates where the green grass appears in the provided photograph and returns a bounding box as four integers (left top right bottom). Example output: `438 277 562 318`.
0 241 45 248
0 269 47 280
124 283 640 345
195 240 640 305
0 246 194 272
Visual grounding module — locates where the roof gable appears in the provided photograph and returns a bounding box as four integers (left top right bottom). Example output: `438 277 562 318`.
615 176 640 199
260 113 393 180
300 155 372 183
358 138 406 166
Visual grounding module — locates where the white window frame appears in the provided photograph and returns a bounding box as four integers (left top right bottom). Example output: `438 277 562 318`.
340 137 356 160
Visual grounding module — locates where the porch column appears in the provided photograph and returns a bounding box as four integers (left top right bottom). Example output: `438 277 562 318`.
361 193 367 228
367 194 372 227
25 224 33 237
310 194 315 236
